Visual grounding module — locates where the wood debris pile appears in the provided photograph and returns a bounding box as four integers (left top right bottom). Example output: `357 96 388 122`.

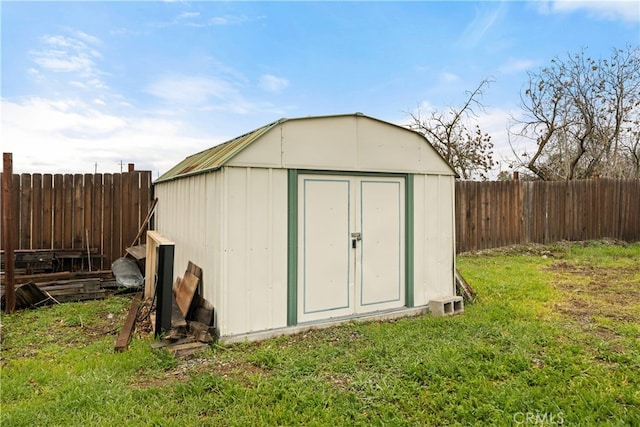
152 261 216 358
115 260 216 358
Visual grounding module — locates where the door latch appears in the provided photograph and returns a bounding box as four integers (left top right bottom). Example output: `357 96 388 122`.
351 232 361 248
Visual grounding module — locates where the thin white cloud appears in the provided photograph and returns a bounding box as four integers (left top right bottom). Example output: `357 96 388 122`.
259 74 290 93
110 27 143 37
67 29 102 46
209 15 250 25
178 11 200 19
498 58 537 75
176 12 210 27
457 2 508 48
70 81 88 89
151 12 254 28
31 52 94 73
439 72 460 83
29 30 107 89
145 73 288 116
540 0 640 23
146 75 240 105
86 78 109 90
28 68 42 78
209 17 228 25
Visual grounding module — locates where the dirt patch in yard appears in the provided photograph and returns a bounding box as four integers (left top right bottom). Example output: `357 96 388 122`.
131 356 270 389
547 262 640 330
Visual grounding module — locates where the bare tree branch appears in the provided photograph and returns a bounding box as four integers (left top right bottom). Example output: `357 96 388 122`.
509 45 640 180
406 78 496 180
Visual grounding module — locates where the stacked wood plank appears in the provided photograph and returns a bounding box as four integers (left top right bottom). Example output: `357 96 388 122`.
35 278 112 303
152 261 216 358
0 250 54 275
1 275 119 309
6 270 113 285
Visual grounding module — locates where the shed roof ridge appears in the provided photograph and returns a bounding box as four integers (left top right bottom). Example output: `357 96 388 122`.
155 113 456 183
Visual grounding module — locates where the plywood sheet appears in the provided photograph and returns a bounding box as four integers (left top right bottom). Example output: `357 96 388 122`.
175 272 199 317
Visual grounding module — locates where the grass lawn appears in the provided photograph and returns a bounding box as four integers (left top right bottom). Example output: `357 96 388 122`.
1 241 639 426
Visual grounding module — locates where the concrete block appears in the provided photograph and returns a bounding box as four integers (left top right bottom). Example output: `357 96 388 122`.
429 296 464 316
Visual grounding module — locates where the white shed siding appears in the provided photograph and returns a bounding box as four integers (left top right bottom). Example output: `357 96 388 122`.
219 167 288 336
413 174 456 306
154 167 288 337
227 116 454 175
154 173 216 297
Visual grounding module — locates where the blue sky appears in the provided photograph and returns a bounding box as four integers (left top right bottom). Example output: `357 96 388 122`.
2 1 638 177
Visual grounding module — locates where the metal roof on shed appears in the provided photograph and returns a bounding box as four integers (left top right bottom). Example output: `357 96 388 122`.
156 119 282 183
156 113 457 183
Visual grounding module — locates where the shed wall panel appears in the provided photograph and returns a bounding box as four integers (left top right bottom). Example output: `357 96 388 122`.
154 174 216 299
413 174 456 306
155 168 288 338
220 167 288 336
209 171 225 331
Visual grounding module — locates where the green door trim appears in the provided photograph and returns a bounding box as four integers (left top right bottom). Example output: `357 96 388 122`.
287 169 299 326
404 174 414 308
287 169 414 326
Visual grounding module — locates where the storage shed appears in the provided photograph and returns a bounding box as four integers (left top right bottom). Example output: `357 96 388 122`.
153 113 458 341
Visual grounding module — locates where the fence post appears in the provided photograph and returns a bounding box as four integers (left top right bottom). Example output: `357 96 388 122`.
2 153 16 313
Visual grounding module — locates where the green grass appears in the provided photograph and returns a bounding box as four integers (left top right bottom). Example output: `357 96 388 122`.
2 241 639 426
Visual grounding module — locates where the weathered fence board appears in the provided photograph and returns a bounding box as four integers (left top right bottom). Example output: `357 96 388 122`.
456 178 640 253
0 171 152 270
43 174 53 250
103 173 113 269
2 172 638 261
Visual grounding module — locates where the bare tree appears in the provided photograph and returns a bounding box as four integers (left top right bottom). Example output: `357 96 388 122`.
407 79 497 180
509 46 640 180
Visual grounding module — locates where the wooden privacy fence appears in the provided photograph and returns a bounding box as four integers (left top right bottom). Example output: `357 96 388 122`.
455 178 640 253
2 172 639 263
0 171 153 270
